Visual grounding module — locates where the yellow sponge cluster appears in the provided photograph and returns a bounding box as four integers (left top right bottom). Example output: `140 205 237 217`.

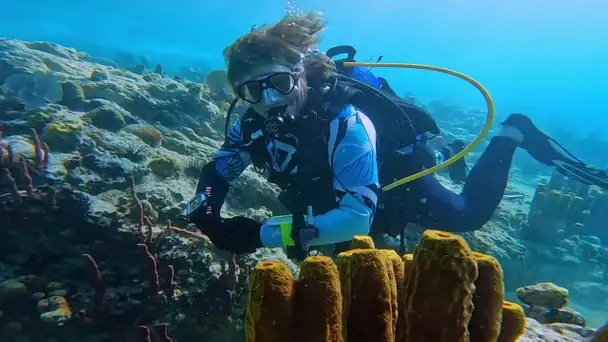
245 230 526 342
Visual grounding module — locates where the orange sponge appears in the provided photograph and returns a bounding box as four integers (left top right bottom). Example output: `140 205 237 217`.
396 253 414 342
338 249 394 342
380 249 403 335
293 256 343 342
469 252 505 342
405 230 478 342
350 235 375 249
498 301 526 342
245 261 294 342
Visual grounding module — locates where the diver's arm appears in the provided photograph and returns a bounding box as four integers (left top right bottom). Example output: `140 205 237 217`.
313 110 380 245
190 119 266 254
413 136 520 231
260 107 380 247
193 119 251 219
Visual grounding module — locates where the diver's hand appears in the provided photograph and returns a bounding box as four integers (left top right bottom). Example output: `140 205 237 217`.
197 215 263 254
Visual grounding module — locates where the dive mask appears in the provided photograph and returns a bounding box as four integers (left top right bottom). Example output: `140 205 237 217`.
236 71 300 104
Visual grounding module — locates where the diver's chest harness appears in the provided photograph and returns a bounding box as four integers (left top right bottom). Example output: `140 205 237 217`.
227 76 440 258
240 102 339 215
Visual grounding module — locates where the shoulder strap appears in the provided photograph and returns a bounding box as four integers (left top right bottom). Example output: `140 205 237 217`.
322 75 439 150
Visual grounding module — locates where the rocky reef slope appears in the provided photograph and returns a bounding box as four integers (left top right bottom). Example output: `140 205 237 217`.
0 38 295 341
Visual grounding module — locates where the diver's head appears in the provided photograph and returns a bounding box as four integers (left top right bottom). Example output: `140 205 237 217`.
223 11 335 120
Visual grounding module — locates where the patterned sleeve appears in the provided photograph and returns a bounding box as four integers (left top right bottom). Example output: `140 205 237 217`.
212 119 252 184
311 105 381 246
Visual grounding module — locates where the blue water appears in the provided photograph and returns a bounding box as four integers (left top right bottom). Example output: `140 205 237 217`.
3 0 608 137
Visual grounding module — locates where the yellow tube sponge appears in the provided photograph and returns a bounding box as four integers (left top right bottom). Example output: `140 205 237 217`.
293 256 343 342
246 261 294 342
396 253 414 342
336 249 356 341
595 324 608 342
340 249 394 342
402 253 414 276
350 235 375 249
380 249 403 335
498 301 526 342
469 252 505 342
405 230 478 342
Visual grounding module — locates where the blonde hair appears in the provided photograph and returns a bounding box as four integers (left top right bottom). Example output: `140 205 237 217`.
223 11 336 89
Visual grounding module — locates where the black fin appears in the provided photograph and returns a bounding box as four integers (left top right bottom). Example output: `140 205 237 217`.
554 160 608 190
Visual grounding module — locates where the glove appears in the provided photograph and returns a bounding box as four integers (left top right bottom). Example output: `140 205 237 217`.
193 214 263 254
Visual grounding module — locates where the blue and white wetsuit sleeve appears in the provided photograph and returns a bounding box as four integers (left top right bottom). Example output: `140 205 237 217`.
310 106 380 246
195 119 251 207
211 119 252 184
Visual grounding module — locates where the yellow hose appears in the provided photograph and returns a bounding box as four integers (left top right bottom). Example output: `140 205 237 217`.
342 62 495 192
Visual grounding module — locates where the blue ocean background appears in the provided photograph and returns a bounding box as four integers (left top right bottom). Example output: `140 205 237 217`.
3 0 608 137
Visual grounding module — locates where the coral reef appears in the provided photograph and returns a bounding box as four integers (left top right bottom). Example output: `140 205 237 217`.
515 170 608 317
0 38 290 341
522 170 608 245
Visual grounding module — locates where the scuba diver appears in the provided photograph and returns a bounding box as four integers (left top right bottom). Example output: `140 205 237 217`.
185 12 608 258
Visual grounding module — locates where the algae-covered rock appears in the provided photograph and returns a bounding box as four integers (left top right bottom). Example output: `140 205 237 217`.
1 71 62 109
516 282 569 309
57 80 85 108
0 279 28 301
148 156 180 178
142 73 162 82
162 131 200 155
81 81 140 107
83 104 126 131
37 296 72 326
22 104 67 130
547 323 596 339
555 307 586 327
42 119 83 152
519 318 587 342
24 41 80 60
82 153 149 180
123 123 163 147
0 135 39 163
90 69 108 81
